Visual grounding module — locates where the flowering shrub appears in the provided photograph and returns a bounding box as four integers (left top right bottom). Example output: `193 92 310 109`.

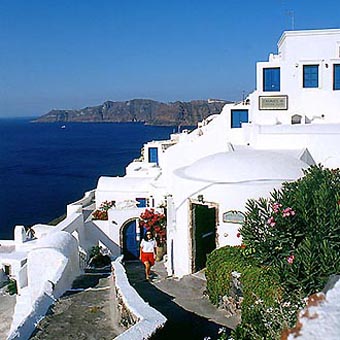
207 165 340 339
241 165 340 296
139 208 166 246
92 200 115 220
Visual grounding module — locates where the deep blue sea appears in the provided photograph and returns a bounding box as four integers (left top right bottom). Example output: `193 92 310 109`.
0 118 175 240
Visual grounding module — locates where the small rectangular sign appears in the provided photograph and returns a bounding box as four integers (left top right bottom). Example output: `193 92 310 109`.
223 211 245 224
259 95 288 110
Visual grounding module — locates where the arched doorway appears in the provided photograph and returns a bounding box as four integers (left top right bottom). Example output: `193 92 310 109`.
122 219 141 260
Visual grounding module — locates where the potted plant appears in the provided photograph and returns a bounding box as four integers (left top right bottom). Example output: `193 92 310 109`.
92 200 115 220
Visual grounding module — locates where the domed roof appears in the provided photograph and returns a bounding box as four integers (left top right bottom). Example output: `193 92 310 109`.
174 149 307 183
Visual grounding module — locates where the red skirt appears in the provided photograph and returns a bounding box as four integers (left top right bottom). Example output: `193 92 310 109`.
141 252 155 266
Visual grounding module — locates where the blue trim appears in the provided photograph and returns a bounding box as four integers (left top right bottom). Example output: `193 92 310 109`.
136 197 147 208
303 65 319 88
334 64 340 90
148 147 159 164
263 68 280 92
231 110 249 128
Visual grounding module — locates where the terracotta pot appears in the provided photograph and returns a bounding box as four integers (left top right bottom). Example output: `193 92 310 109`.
156 245 166 261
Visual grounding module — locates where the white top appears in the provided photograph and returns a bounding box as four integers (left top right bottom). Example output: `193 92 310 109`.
140 239 157 253
174 149 307 183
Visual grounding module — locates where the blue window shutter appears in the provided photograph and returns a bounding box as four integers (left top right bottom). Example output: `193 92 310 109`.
148 147 159 164
231 110 249 128
303 65 319 88
136 198 147 208
334 64 340 90
263 68 280 92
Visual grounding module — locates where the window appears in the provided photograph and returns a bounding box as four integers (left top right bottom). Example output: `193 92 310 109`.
333 64 340 90
136 198 147 208
148 147 158 164
231 110 248 128
303 65 319 88
263 68 280 91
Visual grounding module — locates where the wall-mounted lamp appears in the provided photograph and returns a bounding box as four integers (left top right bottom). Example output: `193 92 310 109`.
197 194 204 203
325 63 329 68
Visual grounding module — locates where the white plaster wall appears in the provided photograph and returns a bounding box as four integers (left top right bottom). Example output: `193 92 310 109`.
96 190 150 210
17 263 28 292
112 257 167 339
250 30 340 125
27 231 80 302
251 124 340 168
169 168 297 277
288 277 340 339
161 110 232 184
54 212 83 235
107 208 141 245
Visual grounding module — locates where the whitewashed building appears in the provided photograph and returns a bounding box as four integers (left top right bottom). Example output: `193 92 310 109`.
93 28 340 278
2 28 340 338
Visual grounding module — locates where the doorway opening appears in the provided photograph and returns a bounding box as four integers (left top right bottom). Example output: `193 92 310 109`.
191 203 217 272
122 219 141 260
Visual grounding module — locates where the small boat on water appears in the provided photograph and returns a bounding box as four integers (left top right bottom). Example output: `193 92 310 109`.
61 125 66 129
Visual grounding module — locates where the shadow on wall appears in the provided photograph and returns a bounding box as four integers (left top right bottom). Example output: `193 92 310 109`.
85 221 121 258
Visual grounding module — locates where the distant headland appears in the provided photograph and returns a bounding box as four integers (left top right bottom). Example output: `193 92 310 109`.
33 98 231 126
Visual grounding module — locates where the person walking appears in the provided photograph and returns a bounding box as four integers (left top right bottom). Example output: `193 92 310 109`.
140 231 157 281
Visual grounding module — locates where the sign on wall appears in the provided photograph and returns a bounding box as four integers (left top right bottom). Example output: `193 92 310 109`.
259 95 288 110
222 211 245 224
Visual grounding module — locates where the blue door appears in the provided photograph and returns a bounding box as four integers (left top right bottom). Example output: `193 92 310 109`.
123 220 139 260
231 110 249 128
148 147 159 164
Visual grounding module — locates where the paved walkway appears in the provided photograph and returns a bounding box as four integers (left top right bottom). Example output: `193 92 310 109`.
31 267 125 339
124 260 239 340
0 289 16 340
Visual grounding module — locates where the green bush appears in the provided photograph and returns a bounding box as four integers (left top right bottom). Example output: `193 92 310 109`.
206 245 281 308
206 246 304 340
207 166 340 339
241 165 340 297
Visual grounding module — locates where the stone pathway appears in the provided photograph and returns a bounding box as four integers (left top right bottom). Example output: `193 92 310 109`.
0 288 16 340
124 260 239 340
30 267 125 339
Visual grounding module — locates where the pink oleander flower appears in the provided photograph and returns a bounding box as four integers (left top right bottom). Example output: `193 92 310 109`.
267 216 276 227
287 254 295 264
282 207 296 217
272 202 282 213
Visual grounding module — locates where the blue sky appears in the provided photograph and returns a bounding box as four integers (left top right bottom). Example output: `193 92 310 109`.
1 0 340 117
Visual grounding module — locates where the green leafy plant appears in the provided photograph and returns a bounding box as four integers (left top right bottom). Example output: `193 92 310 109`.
88 245 111 267
6 279 17 295
207 165 340 339
241 165 340 297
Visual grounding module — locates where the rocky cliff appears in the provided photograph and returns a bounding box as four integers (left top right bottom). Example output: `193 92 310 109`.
33 99 230 126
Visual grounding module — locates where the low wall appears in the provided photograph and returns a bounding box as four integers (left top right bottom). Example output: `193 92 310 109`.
54 212 83 235
8 232 80 340
67 189 95 215
8 281 56 340
7 260 72 340
112 256 167 339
